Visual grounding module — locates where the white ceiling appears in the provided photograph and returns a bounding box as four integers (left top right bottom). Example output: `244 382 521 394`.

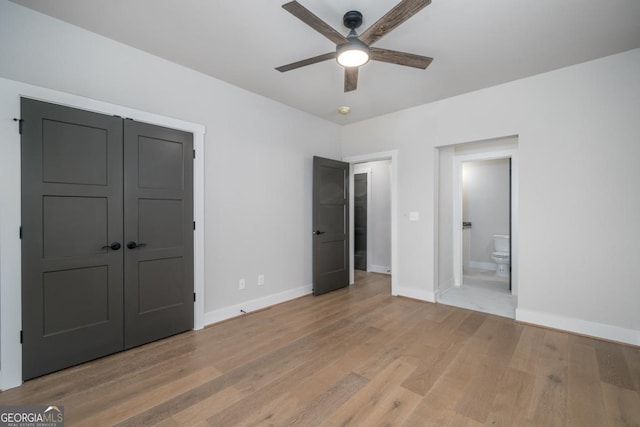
10 0 640 124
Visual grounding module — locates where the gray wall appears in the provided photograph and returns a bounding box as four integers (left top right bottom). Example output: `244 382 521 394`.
0 1 342 387
343 49 640 344
463 158 510 266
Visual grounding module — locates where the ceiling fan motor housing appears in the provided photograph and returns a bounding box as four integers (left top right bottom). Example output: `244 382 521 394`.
343 10 363 30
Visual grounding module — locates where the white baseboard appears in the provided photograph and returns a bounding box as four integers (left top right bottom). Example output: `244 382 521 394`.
370 265 391 275
437 277 455 299
516 308 640 346
203 284 313 326
394 286 436 303
469 260 497 271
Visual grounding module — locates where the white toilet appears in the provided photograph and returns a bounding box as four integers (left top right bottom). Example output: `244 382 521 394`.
491 234 510 277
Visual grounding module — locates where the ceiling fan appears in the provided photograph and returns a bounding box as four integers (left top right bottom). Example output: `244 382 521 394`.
275 0 433 92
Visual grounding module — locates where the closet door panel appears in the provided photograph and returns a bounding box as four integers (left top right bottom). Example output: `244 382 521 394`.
21 98 124 380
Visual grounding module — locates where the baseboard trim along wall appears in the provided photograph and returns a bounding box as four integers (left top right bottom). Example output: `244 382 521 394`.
369 265 391 275
394 286 436 303
204 285 313 326
516 308 640 347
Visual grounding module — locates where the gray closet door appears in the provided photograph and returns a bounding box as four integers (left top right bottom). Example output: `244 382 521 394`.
354 173 367 271
123 120 194 348
21 98 124 380
22 99 195 379
312 156 350 295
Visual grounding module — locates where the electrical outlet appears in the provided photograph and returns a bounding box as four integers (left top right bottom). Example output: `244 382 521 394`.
239 279 245 290
258 274 264 286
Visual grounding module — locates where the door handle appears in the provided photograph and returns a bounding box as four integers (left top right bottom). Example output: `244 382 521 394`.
126 241 147 249
102 242 121 251
312 230 325 236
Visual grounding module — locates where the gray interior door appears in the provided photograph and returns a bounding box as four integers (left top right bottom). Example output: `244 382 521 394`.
21 99 194 379
21 99 124 380
312 156 350 295
123 120 194 349
354 173 367 271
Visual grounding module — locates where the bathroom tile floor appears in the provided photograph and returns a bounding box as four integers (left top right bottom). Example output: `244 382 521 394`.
438 268 517 318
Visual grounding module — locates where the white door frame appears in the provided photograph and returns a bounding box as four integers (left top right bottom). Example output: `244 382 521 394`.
343 150 398 295
0 82 206 390
453 149 519 296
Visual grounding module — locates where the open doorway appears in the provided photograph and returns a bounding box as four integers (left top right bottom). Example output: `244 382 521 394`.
436 137 518 318
343 151 397 293
353 162 391 276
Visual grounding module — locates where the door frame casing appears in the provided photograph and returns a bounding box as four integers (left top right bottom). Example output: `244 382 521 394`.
343 150 398 294
0 86 205 390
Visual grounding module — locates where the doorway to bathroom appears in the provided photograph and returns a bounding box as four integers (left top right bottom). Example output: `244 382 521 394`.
435 137 518 319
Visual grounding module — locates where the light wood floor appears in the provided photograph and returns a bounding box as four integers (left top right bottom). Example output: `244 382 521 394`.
1 272 639 426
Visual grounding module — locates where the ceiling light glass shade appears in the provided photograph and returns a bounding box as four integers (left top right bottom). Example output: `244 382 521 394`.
336 39 370 67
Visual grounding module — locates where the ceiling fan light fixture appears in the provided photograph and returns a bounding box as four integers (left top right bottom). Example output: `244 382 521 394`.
336 38 370 67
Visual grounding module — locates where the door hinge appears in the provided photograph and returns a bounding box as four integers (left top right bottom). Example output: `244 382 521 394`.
13 118 24 134
20 330 23 344
193 221 196 230
19 226 22 239
193 150 196 159
193 292 196 302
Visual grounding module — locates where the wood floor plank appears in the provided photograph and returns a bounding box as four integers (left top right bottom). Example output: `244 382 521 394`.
622 345 640 392
74 363 221 426
352 308 435 380
486 317 523 362
418 307 473 350
318 358 417 427
230 391 301 427
204 322 381 426
359 385 422 426
509 325 546 373
567 335 608 427
163 386 245 426
454 354 508 423
400 330 468 396
485 367 535 426
1 272 638 426
525 366 568 426
403 331 488 424
595 339 637 391
282 372 369 426
401 377 484 427
601 382 640 426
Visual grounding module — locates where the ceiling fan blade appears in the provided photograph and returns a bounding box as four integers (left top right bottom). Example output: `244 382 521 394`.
370 47 433 69
360 0 431 46
344 67 358 92
282 1 346 45
276 52 336 72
